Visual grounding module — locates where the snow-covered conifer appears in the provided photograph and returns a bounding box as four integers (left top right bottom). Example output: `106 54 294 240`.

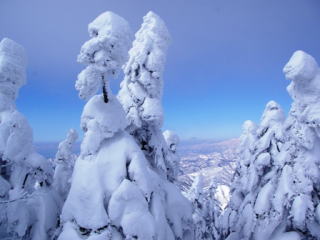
223 50 320 240
0 38 59 240
118 11 172 175
53 129 78 201
187 174 213 240
222 100 286 240
58 12 193 240
208 182 223 240
271 50 320 239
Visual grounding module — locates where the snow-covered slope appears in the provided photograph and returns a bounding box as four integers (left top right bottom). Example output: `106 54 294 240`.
178 138 238 187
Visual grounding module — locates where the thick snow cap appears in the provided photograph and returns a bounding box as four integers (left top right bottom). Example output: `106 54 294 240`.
88 11 130 37
80 94 128 155
242 120 257 135
81 94 127 135
260 100 285 127
76 11 131 100
283 50 318 82
0 38 27 99
284 50 320 104
85 11 131 67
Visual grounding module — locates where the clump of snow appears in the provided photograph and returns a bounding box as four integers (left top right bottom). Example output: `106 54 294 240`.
80 94 128 156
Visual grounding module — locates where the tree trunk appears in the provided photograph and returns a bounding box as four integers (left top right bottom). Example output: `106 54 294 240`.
102 77 108 103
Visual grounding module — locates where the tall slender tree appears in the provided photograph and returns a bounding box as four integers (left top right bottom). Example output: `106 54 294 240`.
118 11 171 176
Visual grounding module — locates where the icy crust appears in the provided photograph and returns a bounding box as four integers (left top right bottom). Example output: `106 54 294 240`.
60 131 192 240
76 11 132 100
0 38 27 99
118 11 170 129
80 94 128 156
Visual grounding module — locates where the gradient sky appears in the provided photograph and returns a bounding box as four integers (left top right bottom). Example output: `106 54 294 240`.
1 0 320 142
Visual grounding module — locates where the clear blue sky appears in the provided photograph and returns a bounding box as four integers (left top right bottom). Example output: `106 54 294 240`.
1 0 320 142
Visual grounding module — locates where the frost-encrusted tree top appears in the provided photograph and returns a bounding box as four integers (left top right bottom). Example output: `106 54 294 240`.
118 11 170 129
55 129 78 162
0 38 27 100
284 50 320 105
118 11 172 175
76 11 131 102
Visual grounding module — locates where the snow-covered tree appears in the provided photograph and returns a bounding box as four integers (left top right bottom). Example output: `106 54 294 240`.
221 100 286 240
187 174 215 240
0 38 59 240
187 174 207 239
53 129 78 201
223 50 320 240
118 11 172 176
207 181 223 240
58 12 193 240
75 11 131 102
163 130 180 182
273 50 320 239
